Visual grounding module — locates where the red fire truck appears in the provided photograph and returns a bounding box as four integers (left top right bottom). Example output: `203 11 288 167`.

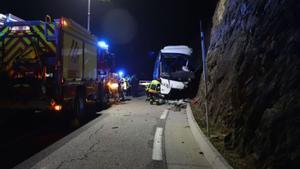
0 16 110 119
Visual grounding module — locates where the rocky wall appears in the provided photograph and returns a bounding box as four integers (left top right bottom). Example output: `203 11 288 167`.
197 0 300 168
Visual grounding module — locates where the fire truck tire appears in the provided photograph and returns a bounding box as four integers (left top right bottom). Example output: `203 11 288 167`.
74 89 86 119
97 84 109 108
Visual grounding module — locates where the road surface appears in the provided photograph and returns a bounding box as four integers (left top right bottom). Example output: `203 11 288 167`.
13 96 212 169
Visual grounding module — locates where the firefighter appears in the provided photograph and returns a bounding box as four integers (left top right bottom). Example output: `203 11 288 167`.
119 77 127 101
146 80 162 105
121 76 131 96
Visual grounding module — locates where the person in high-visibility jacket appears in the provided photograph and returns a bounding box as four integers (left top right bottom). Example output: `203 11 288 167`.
146 80 161 104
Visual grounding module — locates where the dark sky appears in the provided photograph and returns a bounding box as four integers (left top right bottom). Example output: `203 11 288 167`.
1 0 217 79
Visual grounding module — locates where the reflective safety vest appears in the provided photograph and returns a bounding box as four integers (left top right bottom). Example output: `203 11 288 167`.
121 78 129 90
146 80 160 94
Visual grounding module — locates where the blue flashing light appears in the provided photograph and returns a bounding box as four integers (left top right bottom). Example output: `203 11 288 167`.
97 41 109 49
118 70 124 77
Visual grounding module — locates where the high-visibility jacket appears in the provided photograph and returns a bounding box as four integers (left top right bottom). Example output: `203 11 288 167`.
146 80 160 94
121 77 130 90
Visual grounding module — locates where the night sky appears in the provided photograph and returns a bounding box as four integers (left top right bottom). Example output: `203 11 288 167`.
1 0 217 79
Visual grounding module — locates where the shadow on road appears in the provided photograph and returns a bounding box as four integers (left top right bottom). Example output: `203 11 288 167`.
0 104 103 169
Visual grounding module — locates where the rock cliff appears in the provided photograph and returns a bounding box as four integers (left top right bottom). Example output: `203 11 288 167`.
196 0 300 168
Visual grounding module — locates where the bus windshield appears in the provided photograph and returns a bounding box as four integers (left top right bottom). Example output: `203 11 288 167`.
161 53 189 74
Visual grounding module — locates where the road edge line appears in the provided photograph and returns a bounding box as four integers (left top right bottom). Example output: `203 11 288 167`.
186 103 233 169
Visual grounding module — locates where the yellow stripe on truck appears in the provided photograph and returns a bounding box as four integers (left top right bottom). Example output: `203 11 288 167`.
4 39 24 63
4 36 32 60
32 26 56 52
6 47 23 71
4 38 19 54
40 24 56 51
6 44 38 72
23 37 31 45
4 35 38 71
0 27 8 37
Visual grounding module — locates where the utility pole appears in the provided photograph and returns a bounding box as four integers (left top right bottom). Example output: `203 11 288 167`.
87 0 110 33
200 21 209 136
87 0 91 32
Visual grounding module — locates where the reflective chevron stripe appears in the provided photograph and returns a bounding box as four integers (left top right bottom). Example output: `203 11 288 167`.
32 25 56 52
0 23 57 73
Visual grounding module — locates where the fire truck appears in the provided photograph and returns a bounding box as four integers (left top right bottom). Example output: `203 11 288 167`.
0 16 109 119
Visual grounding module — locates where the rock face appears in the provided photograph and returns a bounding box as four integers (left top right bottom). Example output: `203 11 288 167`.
197 0 300 168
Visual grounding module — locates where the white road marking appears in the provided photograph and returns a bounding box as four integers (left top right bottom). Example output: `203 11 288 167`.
152 127 163 160
160 110 169 120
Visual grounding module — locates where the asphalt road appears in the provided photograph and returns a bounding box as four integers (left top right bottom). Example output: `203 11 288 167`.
13 96 169 169
5 96 212 169
0 103 101 169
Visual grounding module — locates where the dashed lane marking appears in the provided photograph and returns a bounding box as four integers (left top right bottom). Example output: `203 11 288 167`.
160 110 169 120
152 127 163 160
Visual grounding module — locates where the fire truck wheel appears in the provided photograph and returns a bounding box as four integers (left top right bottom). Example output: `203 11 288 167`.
74 90 86 119
97 84 109 109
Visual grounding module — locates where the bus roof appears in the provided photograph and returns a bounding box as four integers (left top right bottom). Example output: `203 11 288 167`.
161 45 192 56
